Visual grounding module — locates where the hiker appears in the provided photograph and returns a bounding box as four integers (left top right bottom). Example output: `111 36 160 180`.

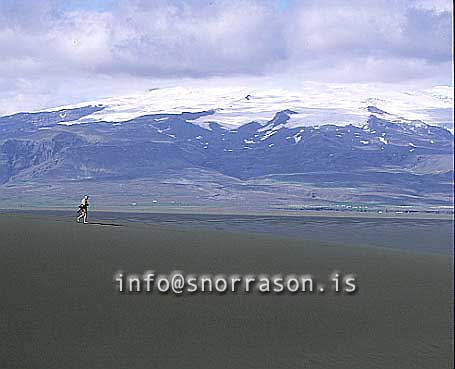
77 195 89 224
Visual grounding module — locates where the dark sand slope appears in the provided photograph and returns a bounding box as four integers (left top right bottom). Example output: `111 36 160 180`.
1 214 452 369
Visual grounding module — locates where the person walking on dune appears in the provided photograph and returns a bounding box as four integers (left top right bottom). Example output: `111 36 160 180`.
77 195 89 224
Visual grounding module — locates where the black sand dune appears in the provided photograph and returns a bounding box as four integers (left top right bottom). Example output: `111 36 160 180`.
1 214 453 369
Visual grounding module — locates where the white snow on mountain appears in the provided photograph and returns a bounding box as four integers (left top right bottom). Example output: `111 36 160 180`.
47 82 453 132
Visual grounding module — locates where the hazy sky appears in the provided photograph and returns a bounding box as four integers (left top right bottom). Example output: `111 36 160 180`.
0 0 452 115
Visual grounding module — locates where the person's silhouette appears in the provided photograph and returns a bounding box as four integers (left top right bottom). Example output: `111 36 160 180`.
76 195 89 224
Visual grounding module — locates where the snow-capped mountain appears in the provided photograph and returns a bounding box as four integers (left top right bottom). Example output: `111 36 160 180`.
0 89 453 211
50 84 454 133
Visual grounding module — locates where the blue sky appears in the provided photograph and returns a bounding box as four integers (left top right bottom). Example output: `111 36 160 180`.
0 0 452 114
61 0 116 12
62 0 291 12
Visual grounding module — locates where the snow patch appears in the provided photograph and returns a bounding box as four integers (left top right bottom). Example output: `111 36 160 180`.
260 130 277 141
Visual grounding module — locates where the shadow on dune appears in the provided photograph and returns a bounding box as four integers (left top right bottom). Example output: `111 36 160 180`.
88 222 124 227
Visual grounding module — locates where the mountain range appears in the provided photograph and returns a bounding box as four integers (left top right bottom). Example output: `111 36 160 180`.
0 93 453 213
